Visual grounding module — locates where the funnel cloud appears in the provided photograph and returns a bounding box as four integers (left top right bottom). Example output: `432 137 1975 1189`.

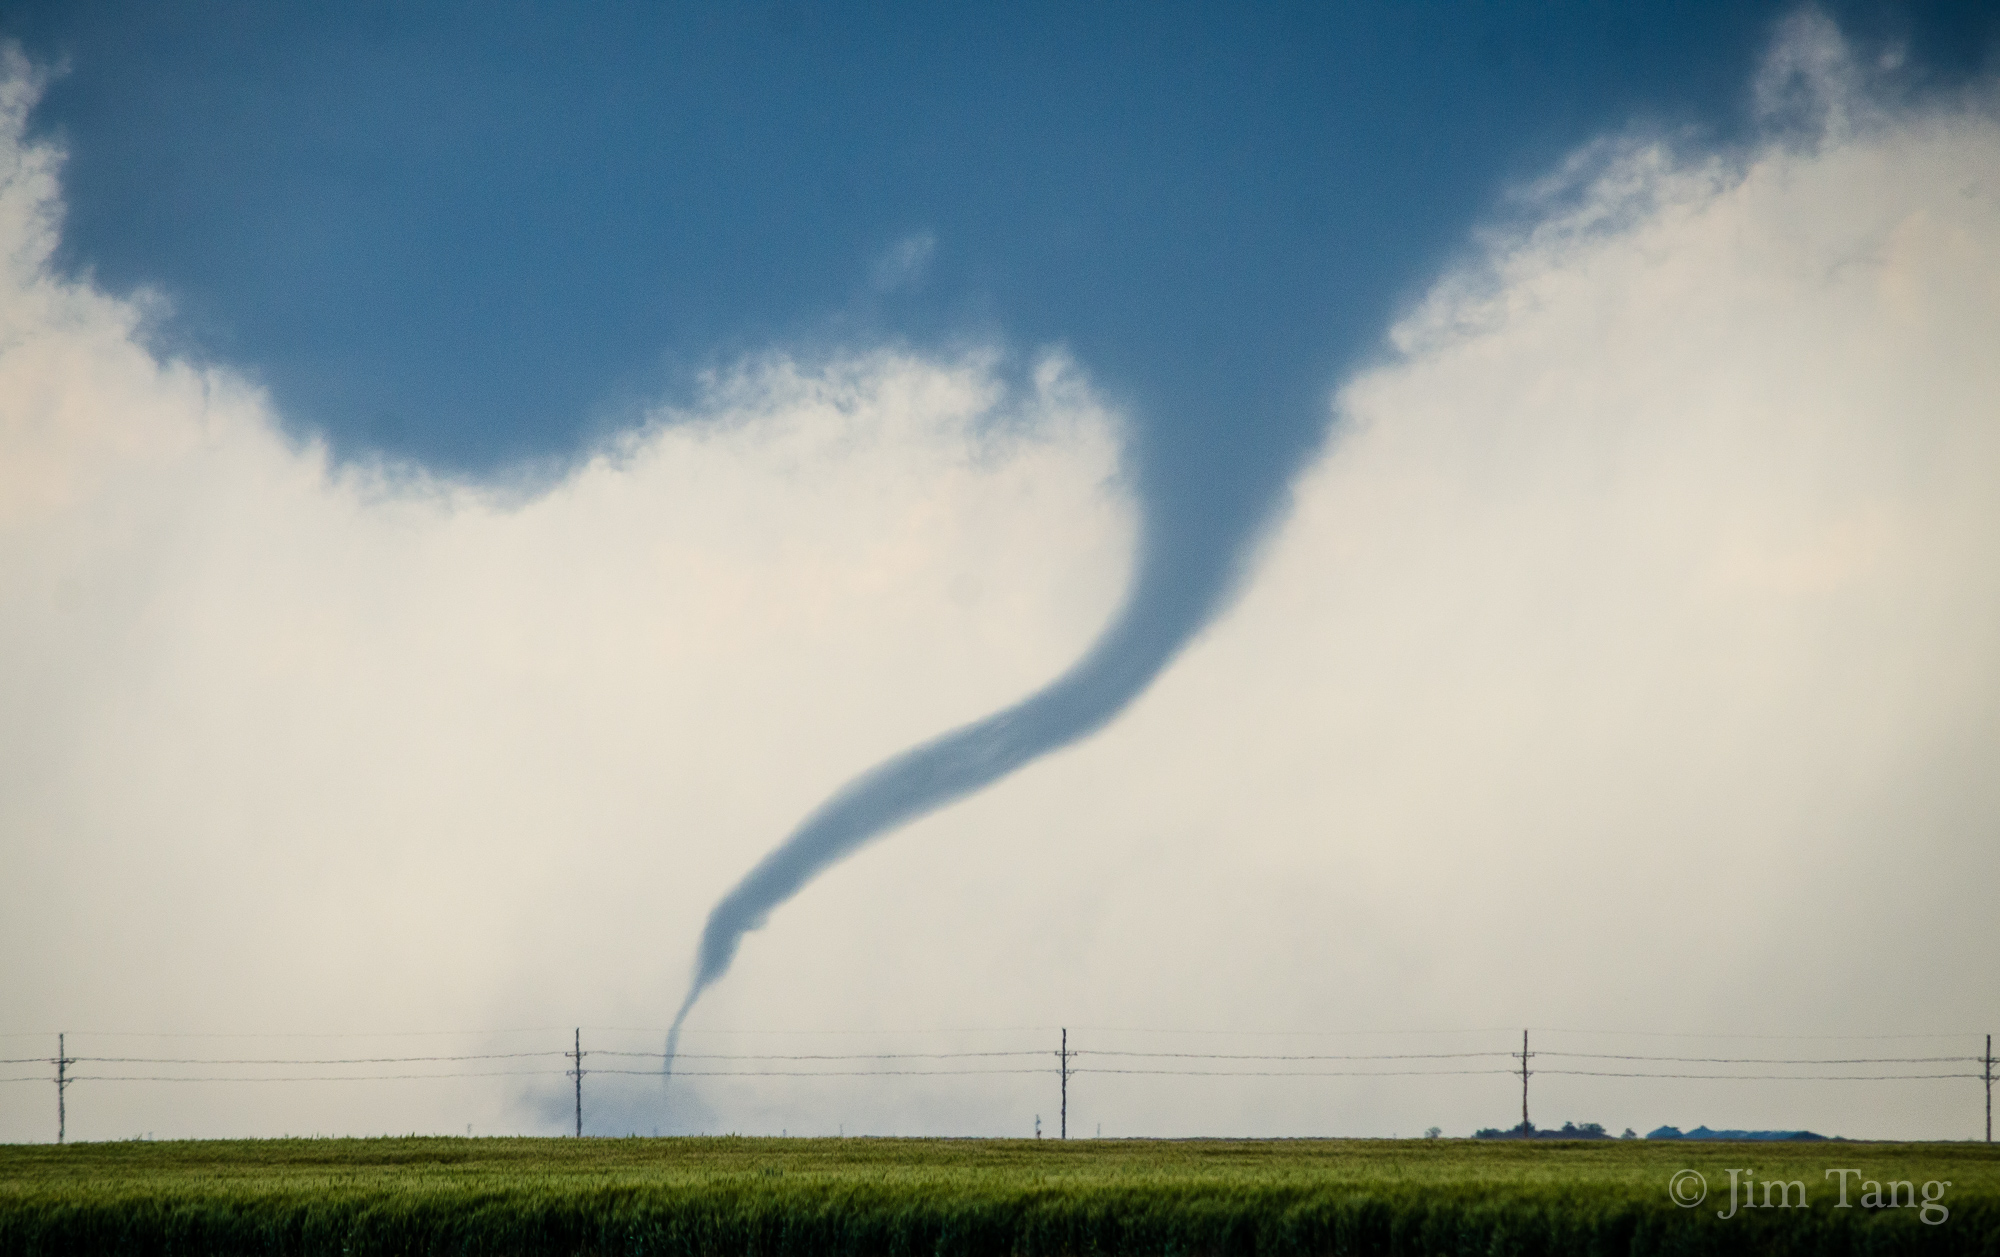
672 474 1296 1056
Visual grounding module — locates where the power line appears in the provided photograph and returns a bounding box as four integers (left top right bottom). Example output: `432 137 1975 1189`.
67 1052 564 1065
595 1050 1049 1061
596 1067 1057 1077
1075 1068 1974 1081
1527 1028 1981 1040
1539 1052 1976 1065
11 1026 1981 1041
1537 1070 1979 1081
1059 1027 1521 1037
589 1026 1068 1036
1076 1068 1518 1078
1 1028 577 1039
10 1066 1981 1083
63 1070 569 1083
1079 1050 1515 1061
21 1049 1977 1067
15 1024 1995 1146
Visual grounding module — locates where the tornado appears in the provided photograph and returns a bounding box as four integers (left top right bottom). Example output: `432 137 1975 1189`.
665 382 1331 1075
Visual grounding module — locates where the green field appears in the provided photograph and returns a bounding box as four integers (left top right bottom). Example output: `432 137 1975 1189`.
2 1135 1995 1255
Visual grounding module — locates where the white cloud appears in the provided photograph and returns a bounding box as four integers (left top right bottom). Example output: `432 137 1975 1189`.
0 62 1132 1138
870 230 937 293
2 18 1997 1143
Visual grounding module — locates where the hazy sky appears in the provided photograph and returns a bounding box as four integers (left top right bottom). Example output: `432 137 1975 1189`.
2 4 1998 1144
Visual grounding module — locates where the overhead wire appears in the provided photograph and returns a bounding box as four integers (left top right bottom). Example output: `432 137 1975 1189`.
594 1050 1048 1061
1077 1050 1515 1061
69 1052 564 1065
2 1031 1989 1090
1536 1069 1978 1081
1537 1052 1975 1065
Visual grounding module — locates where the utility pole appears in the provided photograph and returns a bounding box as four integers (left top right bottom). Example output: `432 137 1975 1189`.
1060 1028 1070 1140
568 1028 586 1138
1984 1033 1992 1143
1517 1030 1533 1134
56 1033 71 1145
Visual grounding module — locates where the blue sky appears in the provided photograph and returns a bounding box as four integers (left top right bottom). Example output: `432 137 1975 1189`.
2 4 1999 1141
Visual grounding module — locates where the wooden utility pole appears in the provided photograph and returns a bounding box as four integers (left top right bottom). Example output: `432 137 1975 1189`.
1060 1028 1070 1140
1517 1030 1533 1133
568 1028 586 1138
1984 1033 1992 1143
56 1033 71 1145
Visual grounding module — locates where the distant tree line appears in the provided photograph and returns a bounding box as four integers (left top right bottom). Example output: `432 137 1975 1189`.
1471 1122 1833 1141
